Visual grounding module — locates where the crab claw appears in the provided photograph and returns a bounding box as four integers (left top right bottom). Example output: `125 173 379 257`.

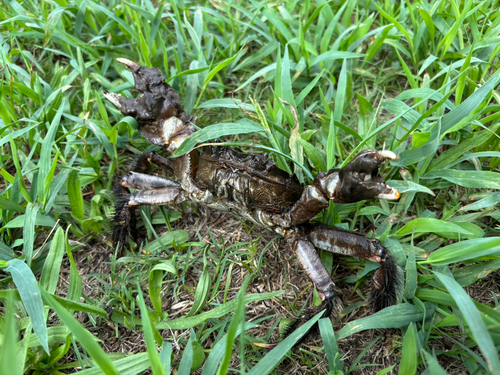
104 59 194 153
317 150 400 203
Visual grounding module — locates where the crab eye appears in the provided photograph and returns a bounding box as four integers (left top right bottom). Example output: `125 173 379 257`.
359 172 365 181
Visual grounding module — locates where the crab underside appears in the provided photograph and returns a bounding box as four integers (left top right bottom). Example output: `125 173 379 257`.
104 59 402 344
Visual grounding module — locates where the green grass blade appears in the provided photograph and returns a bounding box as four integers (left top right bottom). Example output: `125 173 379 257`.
68 170 85 221
22 203 39 266
42 289 119 374
149 261 178 312
39 227 65 295
424 237 500 265
336 303 434 341
171 123 264 157
185 265 211 317
77 353 150 375
0 291 22 375
137 286 165 375
319 317 342 372
156 291 282 330
5 259 49 353
246 310 324 374
434 272 500 373
422 170 500 189
398 322 417 375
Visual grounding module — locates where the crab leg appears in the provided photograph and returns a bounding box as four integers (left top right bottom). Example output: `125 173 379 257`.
134 152 175 175
304 225 401 312
293 238 335 303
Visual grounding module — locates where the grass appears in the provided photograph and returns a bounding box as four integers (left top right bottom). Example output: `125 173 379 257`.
1 0 500 373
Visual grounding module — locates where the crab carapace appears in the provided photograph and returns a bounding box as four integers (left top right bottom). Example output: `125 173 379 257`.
104 58 401 341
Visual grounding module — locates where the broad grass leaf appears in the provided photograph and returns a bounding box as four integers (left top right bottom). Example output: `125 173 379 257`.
42 290 119 374
149 261 178 312
395 121 439 167
299 138 327 171
185 60 199 114
22 203 39 266
441 70 500 135
190 341 205 373
38 99 65 205
246 310 325 375
281 46 295 108
0 292 21 375
0 196 26 212
185 266 211 317
386 180 434 196
404 251 417 300
336 303 435 341
236 63 277 91
77 353 150 375
28 326 69 349
425 237 500 265
40 227 65 295
429 124 500 170
434 272 500 373
143 230 189 254
453 260 500 287
395 218 472 238
373 3 414 56
68 170 85 221
172 123 264 157
0 242 14 261
136 288 165 375
203 51 242 89
417 8 435 41
461 192 500 211
421 349 448 375
444 222 484 240
177 339 193 375
0 121 39 147
422 170 500 189
311 51 363 66
399 322 417 375
197 99 255 111
5 259 49 353
159 342 172 374
156 291 282 330
200 323 256 375
49 294 108 316
217 276 251 374
319 318 342 372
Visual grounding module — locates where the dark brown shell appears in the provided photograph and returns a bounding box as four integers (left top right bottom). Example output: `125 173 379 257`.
196 146 303 212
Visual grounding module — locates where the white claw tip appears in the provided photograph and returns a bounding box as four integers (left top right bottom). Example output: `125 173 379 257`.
103 91 122 109
377 150 397 160
377 189 401 200
116 58 140 70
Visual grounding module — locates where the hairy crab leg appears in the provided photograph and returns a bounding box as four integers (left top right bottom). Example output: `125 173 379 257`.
304 225 401 312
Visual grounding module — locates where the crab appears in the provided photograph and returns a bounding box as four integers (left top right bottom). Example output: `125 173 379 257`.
104 58 402 339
